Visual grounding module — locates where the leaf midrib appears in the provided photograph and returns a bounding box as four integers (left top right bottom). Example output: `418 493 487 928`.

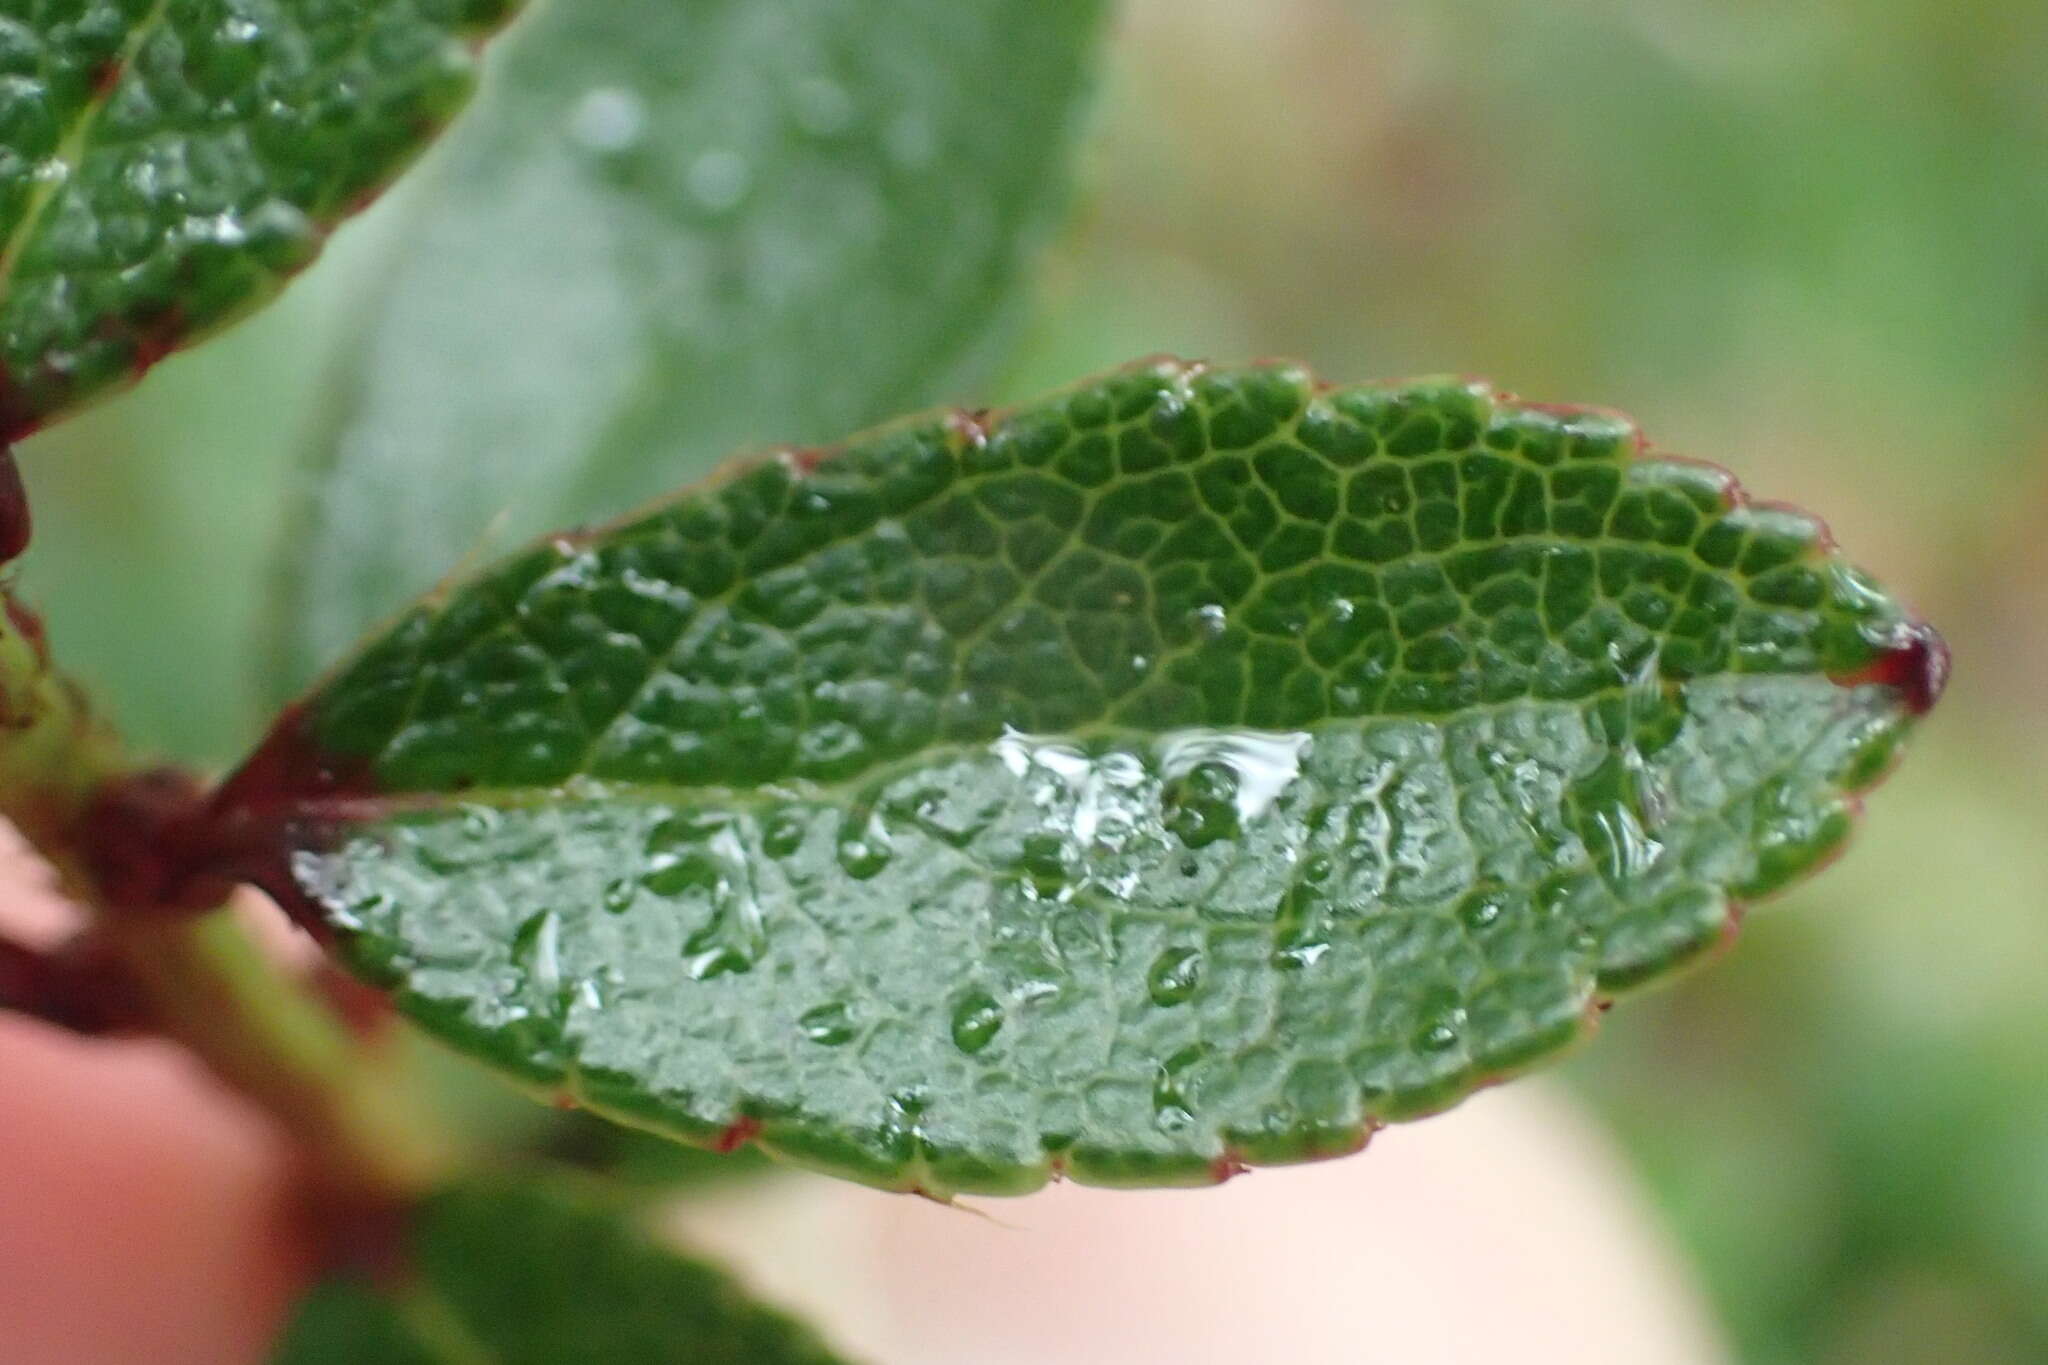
276 674 1868 828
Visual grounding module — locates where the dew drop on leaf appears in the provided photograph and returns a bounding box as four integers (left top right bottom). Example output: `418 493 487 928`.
949 990 1005 1055
799 1001 855 1046
1146 947 1203 1007
836 819 892 879
760 807 807 859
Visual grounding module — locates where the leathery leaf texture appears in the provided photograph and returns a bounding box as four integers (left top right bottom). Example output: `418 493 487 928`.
0 0 523 438
225 361 1946 1196
272 1175 851 1364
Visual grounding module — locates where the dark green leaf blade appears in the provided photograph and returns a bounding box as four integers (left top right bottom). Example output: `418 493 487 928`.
226 362 1946 1196
0 0 524 437
272 1175 852 1364
267 0 1111 690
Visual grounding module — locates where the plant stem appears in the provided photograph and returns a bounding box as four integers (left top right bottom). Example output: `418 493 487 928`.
0 583 459 1208
107 908 460 1202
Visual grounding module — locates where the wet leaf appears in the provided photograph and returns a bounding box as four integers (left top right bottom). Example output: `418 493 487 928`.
0 0 524 438
266 0 1111 691
272 1174 851 1363
224 362 1945 1195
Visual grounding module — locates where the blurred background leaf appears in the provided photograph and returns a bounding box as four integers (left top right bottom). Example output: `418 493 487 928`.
275 1174 852 1364
266 0 1112 693
13 0 2046 1359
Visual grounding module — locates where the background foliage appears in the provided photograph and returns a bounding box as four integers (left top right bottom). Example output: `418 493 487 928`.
14 0 2045 1360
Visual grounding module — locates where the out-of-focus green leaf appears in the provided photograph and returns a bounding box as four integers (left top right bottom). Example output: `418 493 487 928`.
272 1174 851 1364
222 362 1943 1196
268 0 1110 691
0 0 524 438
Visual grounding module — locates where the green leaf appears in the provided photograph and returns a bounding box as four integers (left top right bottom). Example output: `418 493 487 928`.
222 362 1945 1196
272 1174 852 1364
266 0 1110 691
0 0 524 438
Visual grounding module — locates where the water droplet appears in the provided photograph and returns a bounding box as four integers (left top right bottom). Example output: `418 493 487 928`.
1161 759 1242 849
1016 832 1072 896
1146 947 1203 1006
642 849 722 897
1594 803 1665 882
836 819 893 879
1272 933 1331 971
1158 729 1311 839
761 807 808 858
1329 597 1356 622
1417 996 1468 1053
685 148 751 212
1153 1044 1209 1131
685 944 752 980
1303 853 1334 885
1194 602 1228 638
569 86 647 154
799 1001 855 1046
513 910 563 997
949 990 1005 1054
602 878 636 914
1458 889 1506 931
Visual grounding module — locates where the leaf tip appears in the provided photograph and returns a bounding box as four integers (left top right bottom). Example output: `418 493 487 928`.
1834 619 1950 717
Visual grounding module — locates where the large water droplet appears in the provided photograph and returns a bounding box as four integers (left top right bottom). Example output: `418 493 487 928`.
1594 803 1665 882
837 814 893 879
642 848 721 897
1146 947 1203 1006
1153 1044 1209 1132
1161 760 1241 849
949 990 1005 1055
1272 930 1331 971
513 910 563 997
601 878 636 914
1158 730 1311 843
1458 889 1507 931
799 1001 855 1046
760 807 808 859
684 942 752 980
1417 996 1468 1053
1016 832 1073 897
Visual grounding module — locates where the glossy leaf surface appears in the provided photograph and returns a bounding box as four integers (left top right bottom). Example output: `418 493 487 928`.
0 0 521 438
269 0 1110 689
272 1175 850 1363
229 363 1945 1195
